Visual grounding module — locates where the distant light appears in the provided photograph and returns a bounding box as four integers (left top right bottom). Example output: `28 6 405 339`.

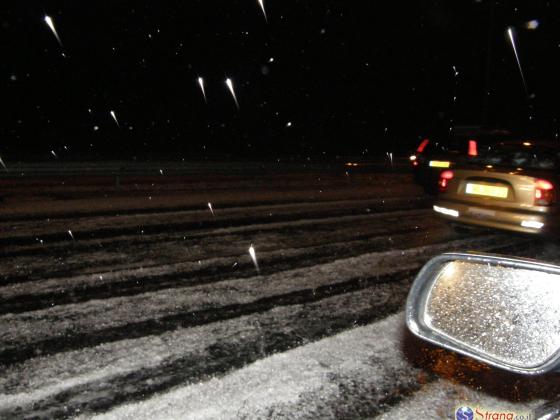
525 20 539 30
286 121 292 127
409 155 417 161
521 220 544 229
486 165 493 169
433 205 459 218
523 141 532 146
268 57 274 63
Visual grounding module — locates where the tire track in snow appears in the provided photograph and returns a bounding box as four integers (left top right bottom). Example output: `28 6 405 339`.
84 313 419 420
0 196 429 247
0 287 426 418
0 235 534 368
0 207 433 284
0 180 546 418
0 217 446 314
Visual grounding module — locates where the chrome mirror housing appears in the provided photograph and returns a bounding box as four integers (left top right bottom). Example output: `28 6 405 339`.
406 252 560 375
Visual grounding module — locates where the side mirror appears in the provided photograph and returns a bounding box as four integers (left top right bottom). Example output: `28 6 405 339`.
406 252 560 375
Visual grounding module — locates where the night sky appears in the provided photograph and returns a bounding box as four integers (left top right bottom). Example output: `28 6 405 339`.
2 1 560 160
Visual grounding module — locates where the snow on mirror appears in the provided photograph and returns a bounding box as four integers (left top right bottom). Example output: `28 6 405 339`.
427 260 560 369
406 253 560 374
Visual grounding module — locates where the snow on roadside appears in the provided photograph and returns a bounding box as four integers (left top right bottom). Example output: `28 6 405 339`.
0 208 432 300
85 313 554 420
0 283 402 407
0 234 508 394
0 234 506 347
0 235 546 417
86 313 416 420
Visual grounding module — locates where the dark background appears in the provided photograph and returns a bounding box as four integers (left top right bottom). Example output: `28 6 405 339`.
1 0 559 160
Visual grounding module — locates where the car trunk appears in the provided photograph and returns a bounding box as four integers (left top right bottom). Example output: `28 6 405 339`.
446 168 551 211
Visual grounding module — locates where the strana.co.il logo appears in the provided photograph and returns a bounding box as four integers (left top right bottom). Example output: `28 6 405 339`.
456 406 474 420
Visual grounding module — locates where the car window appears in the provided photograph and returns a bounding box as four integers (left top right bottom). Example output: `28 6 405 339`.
472 144 560 170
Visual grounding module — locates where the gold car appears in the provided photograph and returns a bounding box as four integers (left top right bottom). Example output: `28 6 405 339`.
433 141 560 234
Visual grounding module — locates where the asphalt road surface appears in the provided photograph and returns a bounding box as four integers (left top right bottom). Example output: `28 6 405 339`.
1 163 559 419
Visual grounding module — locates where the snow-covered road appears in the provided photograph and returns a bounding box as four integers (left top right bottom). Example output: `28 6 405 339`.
1 168 559 419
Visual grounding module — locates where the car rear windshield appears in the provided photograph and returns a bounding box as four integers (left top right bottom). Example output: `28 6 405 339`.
419 131 513 156
471 144 560 170
420 137 470 155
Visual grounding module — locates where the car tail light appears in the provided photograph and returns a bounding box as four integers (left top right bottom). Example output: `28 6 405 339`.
416 139 429 153
535 179 555 206
468 140 478 157
439 170 454 192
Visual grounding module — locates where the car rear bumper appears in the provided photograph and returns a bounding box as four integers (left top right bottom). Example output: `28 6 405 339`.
433 199 556 234
413 166 444 193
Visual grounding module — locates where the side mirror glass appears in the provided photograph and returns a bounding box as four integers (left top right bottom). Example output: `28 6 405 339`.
406 252 560 375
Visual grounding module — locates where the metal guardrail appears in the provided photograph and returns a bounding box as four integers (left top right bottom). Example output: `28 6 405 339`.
0 159 411 178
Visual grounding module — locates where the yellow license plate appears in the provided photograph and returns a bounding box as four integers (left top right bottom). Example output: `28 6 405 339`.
465 183 508 198
429 160 450 168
